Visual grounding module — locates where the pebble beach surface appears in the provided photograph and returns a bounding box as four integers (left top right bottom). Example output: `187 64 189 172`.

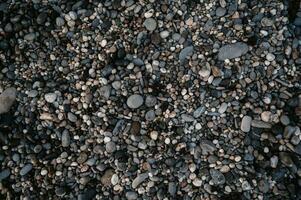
0 0 301 199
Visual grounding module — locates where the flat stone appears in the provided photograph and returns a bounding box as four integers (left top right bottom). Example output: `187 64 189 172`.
218 42 248 61
181 114 195 122
20 164 33 176
132 173 149 188
251 120 272 129
127 94 144 109
143 18 157 31
241 116 252 132
210 169 225 185
179 46 194 63
0 87 17 114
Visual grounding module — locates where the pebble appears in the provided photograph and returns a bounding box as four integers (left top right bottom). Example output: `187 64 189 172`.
251 120 272 129
218 103 228 114
20 164 33 176
241 116 252 132
145 110 156 121
24 33 36 41
127 94 144 109
192 178 202 187
216 7 226 17
160 31 170 39
145 95 157 107
218 42 249 61
44 93 57 103
101 169 114 186
0 87 17 114
106 141 116 153
61 130 70 147
67 112 77 122
179 46 194 63
132 173 149 188
0 169 10 180
210 169 225 185
56 17 65 26
143 18 157 31
111 174 119 185
126 191 138 200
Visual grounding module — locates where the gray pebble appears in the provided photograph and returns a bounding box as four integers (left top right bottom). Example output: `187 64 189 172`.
67 112 77 122
216 7 226 17
0 87 17 114
143 18 157 31
44 93 57 103
126 191 138 200
20 163 33 176
24 33 36 41
241 116 252 132
218 42 248 61
193 106 205 118
251 120 272 129
0 169 10 181
127 94 144 109
181 114 195 122
105 141 116 153
56 17 65 26
132 173 149 188
179 46 194 63
145 95 157 107
210 169 225 185
145 110 156 121
61 130 70 147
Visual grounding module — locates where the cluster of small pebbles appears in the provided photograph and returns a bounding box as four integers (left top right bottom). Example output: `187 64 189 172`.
0 0 301 199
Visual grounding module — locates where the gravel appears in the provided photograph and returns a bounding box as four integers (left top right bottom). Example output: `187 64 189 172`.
0 1 300 199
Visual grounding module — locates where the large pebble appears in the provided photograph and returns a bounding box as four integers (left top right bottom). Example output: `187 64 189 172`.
127 94 144 109
0 169 10 180
126 191 138 200
61 130 70 147
241 116 252 132
44 93 57 103
20 164 33 176
143 18 157 31
218 42 248 60
0 87 17 114
210 169 225 185
132 173 149 188
179 46 194 63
